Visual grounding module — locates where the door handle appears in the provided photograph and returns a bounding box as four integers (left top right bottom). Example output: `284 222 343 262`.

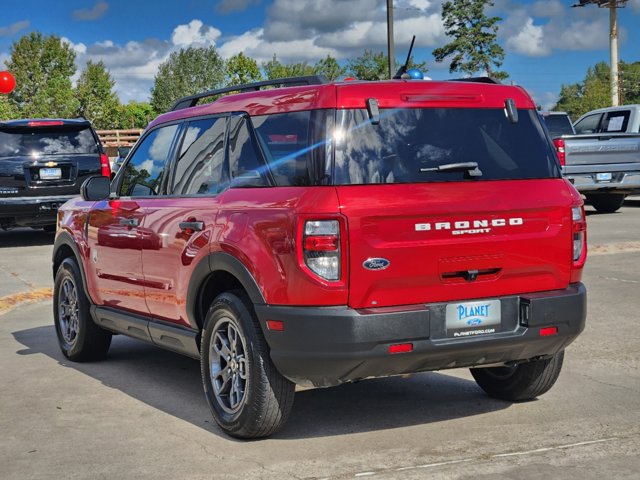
179 221 204 232
119 217 139 227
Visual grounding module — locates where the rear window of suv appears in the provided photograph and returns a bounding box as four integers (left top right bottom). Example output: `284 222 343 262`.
334 108 560 185
0 126 99 157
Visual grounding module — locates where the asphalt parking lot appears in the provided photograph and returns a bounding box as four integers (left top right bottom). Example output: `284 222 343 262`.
1 201 639 480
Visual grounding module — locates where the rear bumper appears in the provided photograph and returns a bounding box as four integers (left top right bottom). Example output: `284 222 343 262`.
255 283 587 387
564 170 640 194
0 195 75 227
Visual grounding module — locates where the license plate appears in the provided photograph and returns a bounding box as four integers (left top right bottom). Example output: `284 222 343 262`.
596 173 612 182
40 168 62 180
445 299 501 338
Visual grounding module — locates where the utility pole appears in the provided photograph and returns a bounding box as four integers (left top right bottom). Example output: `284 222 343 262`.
572 0 627 106
387 0 394 79
609 0 619 105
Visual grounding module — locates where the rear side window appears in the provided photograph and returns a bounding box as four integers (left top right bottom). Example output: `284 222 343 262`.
334 108 560 185
119 124 178 197
252 111 330 186
574 113 602 134
602 111 630 133
228 116 269 188
171 117 228 196
0 126 98 157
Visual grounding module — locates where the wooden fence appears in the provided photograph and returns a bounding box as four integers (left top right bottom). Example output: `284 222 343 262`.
96 129 143 147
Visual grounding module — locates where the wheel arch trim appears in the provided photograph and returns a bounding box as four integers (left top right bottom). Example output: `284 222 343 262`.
52 231 95 304
186 251 266 330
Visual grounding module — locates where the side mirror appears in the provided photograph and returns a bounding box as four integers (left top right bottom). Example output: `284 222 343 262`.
81 176 111 201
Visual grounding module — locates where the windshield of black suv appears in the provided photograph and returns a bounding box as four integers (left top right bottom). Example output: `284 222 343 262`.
0 126 99 157
333 108 560 185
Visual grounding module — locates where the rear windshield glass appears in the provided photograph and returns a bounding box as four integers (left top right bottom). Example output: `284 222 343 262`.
334 108 560 185
542 114 574 138
0 126 98 157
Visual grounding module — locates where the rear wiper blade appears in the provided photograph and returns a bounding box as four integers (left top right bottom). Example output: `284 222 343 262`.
420 162 482 177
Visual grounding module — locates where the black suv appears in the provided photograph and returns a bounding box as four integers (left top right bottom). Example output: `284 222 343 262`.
0 118 109 231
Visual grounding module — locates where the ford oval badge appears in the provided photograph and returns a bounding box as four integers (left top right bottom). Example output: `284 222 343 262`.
363 258 390 271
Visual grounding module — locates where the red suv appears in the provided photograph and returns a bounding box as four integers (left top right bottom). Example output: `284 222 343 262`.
52 76 587 438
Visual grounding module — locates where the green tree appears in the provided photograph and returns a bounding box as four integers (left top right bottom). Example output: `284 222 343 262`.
6 32 78 117
116 101 156 129
313 55 346 81
347 50 427 80
225 52 262 86
262 55 315 80
619 61 640 105
433 0 508 80
554 61 640 119
76 60 120 129
347 50 388 80
151 46 225 113
0 95 18 120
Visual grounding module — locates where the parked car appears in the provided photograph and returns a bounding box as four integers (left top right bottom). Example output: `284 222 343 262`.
110 146 131 176
540 111 575 138
551 105 640 213
52 76 587 438
0 118 110 231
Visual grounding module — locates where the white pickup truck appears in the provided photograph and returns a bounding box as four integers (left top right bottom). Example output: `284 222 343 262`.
554 105 640 213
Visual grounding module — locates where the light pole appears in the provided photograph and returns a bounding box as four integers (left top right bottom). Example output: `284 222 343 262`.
573 0 628 106
387 0 394 79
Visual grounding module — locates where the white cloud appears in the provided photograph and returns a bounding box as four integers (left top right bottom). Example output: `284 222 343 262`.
505 17 548 56
631 0 640 12
171 20 221 47
500 2 613 57
61 37 87 55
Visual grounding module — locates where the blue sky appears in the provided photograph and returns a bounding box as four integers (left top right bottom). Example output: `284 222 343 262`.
1 0 639 110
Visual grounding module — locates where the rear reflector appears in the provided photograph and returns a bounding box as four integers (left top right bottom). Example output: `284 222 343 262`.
389 343 413 354
539 326 558 337
27 121 64 127
304 235 338 251
266 320 284 331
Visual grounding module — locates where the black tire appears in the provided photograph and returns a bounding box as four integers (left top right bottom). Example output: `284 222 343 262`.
53 258 111 361
200 292 295 439
470 351 564 401
43 225 57 233
586 193 626 213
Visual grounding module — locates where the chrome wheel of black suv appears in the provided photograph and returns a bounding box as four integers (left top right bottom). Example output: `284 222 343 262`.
53 258 111 361
201 292 295 439
470 351 564 401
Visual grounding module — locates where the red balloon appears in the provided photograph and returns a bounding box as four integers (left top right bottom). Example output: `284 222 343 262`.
0 71 16 94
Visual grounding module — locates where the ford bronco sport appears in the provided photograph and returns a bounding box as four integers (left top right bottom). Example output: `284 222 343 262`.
0 119 110 231
52 75 587 439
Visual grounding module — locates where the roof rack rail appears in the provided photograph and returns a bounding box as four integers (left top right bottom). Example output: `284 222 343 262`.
169 75 328 112
448 76 501 85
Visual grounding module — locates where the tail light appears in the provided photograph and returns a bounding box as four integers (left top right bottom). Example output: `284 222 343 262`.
553 138 565 166
100 153 111 178
303 220 340 281
571 206 587 280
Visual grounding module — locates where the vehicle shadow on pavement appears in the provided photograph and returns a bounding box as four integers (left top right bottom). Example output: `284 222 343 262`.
0 228 55 248
13 325 510 440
